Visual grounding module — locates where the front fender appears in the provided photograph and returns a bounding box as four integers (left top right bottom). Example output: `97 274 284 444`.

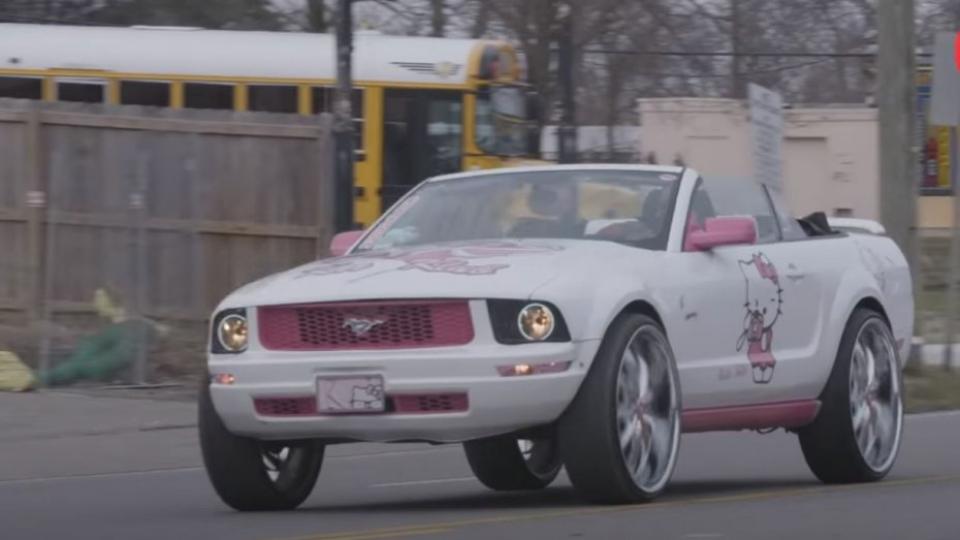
531 270 671 377
813 267 888 397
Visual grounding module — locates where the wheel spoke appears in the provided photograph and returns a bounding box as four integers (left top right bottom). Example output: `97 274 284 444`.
620 418 638 449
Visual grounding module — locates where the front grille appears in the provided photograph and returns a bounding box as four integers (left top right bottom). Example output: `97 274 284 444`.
258 300 473 351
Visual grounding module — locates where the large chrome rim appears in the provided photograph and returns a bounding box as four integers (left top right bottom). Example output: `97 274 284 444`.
518 438 561 479
616 325 681 493
849 319 903 474
260 442 311 491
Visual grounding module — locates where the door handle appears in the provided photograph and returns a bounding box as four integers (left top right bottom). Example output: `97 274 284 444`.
786 263 806 281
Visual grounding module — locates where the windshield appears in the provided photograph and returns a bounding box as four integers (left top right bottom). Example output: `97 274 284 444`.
475 85 531 156
355 169 682 252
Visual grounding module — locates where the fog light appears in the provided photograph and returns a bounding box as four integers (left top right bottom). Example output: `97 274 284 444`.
497 361 571 377
212 373 236 385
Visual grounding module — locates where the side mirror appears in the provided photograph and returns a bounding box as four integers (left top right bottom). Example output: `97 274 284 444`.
686 216 757 251
329 230 364 257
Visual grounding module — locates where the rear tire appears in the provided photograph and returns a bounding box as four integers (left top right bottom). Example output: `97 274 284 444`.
558 313 681 504
463 434 562 491
199 384 324 511
798 308 903 483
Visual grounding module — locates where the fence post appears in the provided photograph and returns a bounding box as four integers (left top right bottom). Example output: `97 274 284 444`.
317 115 335 257
130 150 149 385
24 107 44 322
24 106 53 378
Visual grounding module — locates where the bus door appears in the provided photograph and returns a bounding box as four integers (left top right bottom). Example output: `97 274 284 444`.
382 89 463 209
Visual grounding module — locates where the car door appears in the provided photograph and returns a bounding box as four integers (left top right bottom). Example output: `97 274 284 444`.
671 177 822 409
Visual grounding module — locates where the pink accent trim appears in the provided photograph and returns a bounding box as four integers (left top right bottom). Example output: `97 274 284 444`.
254 397 317 417
496 361 572 377
330 230 364 257
681 399 820 433
685 216 757 252
392 393 469 414
258 300 474 351
252 393 469 417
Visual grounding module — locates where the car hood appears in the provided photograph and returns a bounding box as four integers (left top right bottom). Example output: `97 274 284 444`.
218 239 647 309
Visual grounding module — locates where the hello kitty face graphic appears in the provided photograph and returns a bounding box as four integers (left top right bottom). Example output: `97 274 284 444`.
296 241 563 278
736 253 784 384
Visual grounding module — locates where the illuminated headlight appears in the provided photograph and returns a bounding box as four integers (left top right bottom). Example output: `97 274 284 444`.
517 303 555 341
487 299 570 344
212 309 248 353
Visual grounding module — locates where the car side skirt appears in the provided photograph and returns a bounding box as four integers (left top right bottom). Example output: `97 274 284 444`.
681 399 821 433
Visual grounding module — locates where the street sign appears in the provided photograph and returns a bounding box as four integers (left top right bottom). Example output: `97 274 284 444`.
748 83 783 190
930 32 960 127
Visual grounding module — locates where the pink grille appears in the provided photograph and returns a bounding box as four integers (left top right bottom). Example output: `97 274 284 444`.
258 300 473 351
393 393 469 414
254 397 316 417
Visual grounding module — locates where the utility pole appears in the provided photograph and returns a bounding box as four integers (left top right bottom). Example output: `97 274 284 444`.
877 0 919 344
333 0 355 233
556 3 577 164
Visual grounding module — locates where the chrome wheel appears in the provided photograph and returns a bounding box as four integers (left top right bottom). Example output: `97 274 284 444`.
616 325 681 493
849 319 902 474
518 438 561 479
260 442 314 491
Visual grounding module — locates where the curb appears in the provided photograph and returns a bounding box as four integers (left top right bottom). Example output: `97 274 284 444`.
910 338 960 367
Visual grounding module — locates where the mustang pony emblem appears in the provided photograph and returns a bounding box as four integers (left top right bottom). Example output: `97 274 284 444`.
342 317 387 336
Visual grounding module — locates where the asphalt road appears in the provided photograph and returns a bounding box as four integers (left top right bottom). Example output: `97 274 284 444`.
3 410 960 540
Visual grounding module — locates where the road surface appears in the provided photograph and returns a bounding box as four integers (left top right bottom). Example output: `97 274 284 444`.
2 403 959 540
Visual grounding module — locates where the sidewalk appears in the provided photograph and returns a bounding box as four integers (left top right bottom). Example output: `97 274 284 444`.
0 389 200 482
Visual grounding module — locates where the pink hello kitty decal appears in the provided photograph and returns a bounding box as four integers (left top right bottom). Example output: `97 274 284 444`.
298 241 562 278
736 253 784 384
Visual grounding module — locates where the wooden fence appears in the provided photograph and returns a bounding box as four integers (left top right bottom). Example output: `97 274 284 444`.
0 99 334 327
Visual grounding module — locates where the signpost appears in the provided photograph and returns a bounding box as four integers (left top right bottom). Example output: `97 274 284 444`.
931 32 959 370
333 0 355 233
747 83 784 191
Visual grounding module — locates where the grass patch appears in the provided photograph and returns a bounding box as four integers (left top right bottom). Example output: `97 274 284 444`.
917 287 948 314
905 366 960 413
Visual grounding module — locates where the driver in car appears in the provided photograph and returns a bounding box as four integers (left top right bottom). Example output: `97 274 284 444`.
510 180 585 239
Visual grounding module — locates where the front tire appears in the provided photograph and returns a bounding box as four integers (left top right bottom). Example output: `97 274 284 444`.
558 313 682 504
463 434 562 491
199 384 325 511
798 308 904 483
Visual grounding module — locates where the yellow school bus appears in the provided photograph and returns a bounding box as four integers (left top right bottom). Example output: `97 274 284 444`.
0 23 541 226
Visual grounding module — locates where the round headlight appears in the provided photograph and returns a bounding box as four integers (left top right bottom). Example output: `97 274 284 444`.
517 303 555 341
218 314 248 352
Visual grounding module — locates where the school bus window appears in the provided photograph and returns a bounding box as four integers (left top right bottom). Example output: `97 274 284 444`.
0 77 42 100
184 82 233 110
249 85 298 113
57 81 105 103
120 81 170 107
312 87 364 152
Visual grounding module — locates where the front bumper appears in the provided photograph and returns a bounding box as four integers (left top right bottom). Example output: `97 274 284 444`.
209 340 595 443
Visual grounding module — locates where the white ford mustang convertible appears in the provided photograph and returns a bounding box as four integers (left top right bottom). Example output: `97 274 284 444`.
200 165 913 510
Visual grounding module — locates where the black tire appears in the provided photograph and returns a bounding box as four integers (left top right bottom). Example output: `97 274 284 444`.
798 308 904 484
463 434 562 491
198 384 325 511
558 313 681 504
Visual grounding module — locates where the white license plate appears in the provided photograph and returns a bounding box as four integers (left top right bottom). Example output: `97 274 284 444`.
316 375 385 414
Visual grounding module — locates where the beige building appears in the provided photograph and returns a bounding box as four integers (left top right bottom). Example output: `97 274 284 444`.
637 98 950 229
